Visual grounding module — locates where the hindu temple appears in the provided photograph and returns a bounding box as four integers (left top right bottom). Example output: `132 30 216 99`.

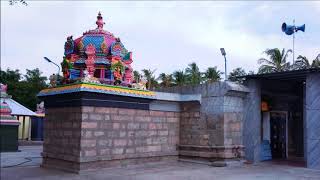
39 12 320 174
62 12 133 86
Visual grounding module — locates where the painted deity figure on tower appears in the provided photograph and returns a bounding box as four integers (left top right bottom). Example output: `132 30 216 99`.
60 12 135 87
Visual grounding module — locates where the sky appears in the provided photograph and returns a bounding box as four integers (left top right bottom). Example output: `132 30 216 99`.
1 1 320 78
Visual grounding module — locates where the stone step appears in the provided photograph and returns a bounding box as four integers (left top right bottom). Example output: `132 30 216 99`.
178 158 212 166
211 159 245 167
179 158 245 167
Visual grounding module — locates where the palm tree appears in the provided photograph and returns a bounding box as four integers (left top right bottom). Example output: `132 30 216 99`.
141 69 157 90
293 55 320 69
312 56 320 68
258 48 292 74
158 73 173 88
203 67 222 83
173 70 187 86
185 62 202 85
133 70 141 83
293 55 311 70
9 0 27 5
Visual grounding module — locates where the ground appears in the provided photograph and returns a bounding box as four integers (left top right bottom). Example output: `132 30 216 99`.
1 146 320 180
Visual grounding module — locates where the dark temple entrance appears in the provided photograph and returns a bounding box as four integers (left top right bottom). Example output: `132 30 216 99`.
243 69 320 169
261 79 304 162
270 112 287 159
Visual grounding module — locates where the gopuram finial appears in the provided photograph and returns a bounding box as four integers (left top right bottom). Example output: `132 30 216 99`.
96 11 105 30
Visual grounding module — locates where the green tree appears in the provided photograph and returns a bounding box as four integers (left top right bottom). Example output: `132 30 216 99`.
293 55 310 70
173 70 187 86
141 69 158 90
0 69 21 84
258 48 292 74
25 68 48 89
0 68 48 111
293 55 320 69
133 70 141 83
9 0 27 5
203 67 222 83
248 70 255 75
312 57 320 68
158 73 173 88
0 69 22 99
228 67 247 83
185 62 202 85
23 68 48 111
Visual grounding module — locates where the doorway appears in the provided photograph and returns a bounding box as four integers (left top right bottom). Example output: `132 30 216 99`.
270 111 287 159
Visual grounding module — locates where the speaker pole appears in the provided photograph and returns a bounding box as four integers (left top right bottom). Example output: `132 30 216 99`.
224 55 227 81
293 19 295 64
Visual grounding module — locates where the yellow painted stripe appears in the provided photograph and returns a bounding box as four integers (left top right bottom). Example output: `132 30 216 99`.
40 83 155 96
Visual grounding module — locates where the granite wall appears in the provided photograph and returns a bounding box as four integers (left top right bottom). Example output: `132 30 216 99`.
243 79 261 163
42 106 180 173
305 73 320 169
41 81 251 173
158 81 249 160
42 107 82 171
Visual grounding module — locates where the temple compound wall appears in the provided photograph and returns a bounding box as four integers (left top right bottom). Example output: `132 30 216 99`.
43 106 180 172
39 81 248 173
158 82 249 161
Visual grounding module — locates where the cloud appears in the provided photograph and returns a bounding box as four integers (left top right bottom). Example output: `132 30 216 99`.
1 1 319 78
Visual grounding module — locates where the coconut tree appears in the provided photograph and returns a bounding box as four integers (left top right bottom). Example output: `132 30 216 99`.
293 55 320 69
141 69 157 90
9 0 27 5
293 55 311 70
312 57 320 68
258 48 292 74
173 70 187 86
158 73 173 88
203 67 222 83
133 70 141 83
185 62 202 85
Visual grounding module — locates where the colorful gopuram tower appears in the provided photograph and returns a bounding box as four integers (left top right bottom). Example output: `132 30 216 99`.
62 12 133 86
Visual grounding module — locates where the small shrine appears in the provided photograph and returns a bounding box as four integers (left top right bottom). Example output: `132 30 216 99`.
0 84 37 141
61 12 134 86
0 86 20 151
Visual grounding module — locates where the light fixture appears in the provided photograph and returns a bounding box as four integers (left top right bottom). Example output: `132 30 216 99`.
220 48 227 81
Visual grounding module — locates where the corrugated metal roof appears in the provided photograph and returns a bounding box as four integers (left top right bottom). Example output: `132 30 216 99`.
1 98 37 116
239 68 320 81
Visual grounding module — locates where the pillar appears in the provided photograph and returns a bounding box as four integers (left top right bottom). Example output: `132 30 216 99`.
100 69 105 79
243 79 261 163
305 73 320 169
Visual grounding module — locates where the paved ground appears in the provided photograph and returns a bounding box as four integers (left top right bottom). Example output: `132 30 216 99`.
1 146 42 168
1 146 320 180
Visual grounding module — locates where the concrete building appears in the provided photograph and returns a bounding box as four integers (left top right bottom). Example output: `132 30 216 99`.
242 68 320 169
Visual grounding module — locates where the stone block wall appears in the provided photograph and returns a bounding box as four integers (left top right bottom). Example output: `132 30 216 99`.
179 102 206 146
41 81 250 172
179 102 244 159
42 107 82 169
243 79 261 163
159 82 248 160
42 106 180 172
